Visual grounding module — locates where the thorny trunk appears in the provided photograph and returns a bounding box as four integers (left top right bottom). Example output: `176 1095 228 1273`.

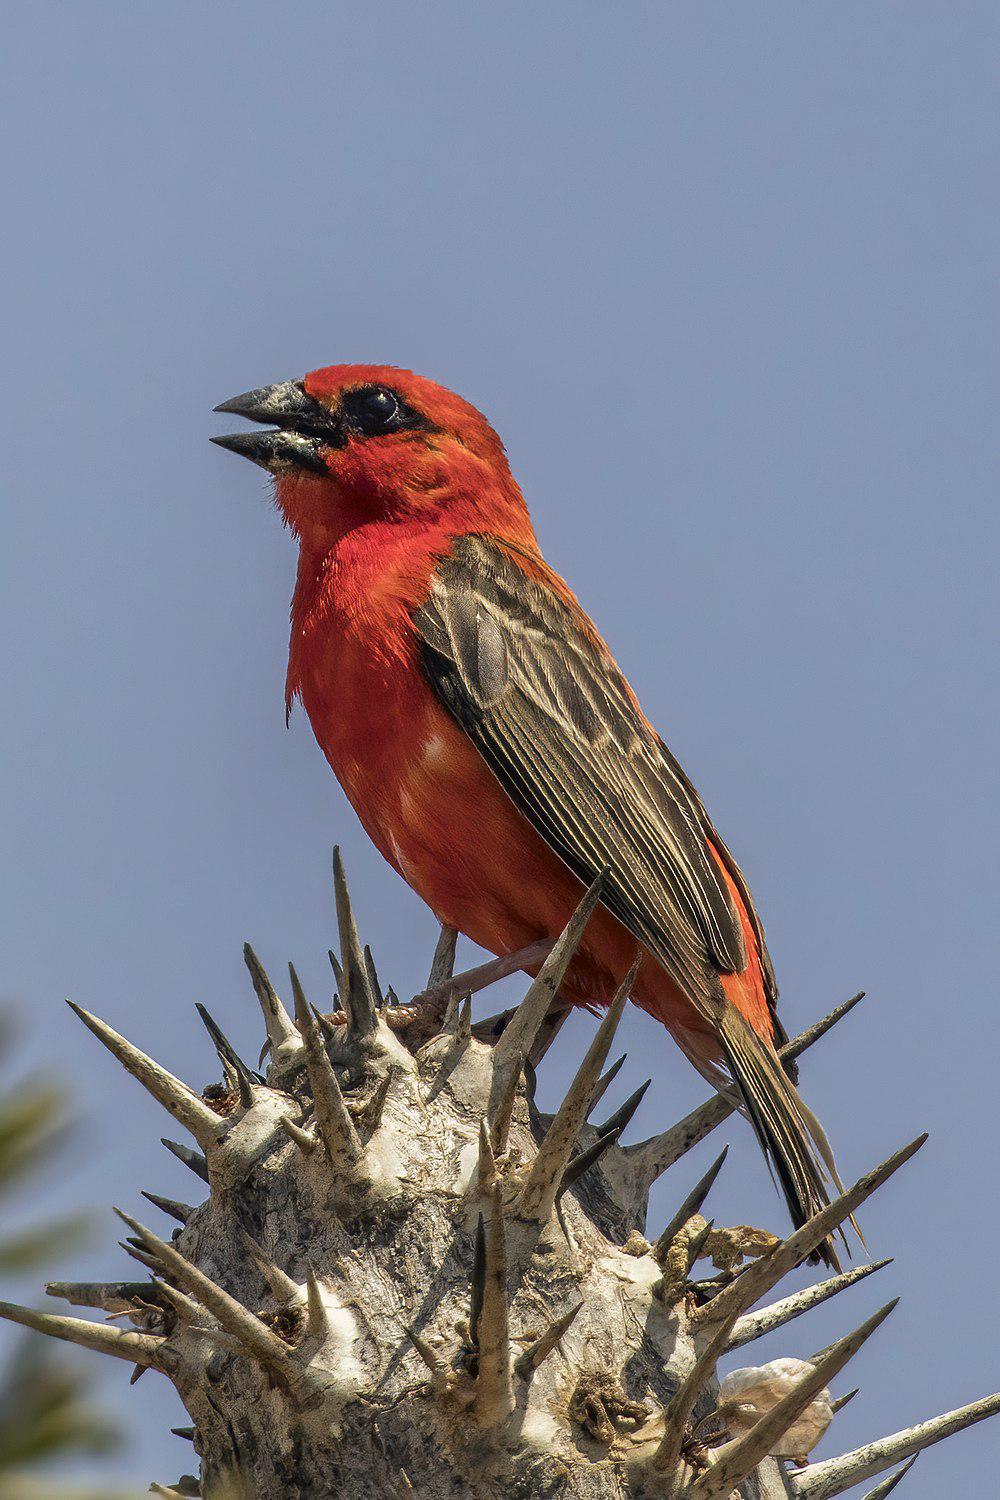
6 856 999 1498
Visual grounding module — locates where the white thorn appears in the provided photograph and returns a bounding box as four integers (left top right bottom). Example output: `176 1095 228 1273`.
473 1186 513 1427
516 965 634 1223
727 1259 892 1351
279 1115 317 1154
405 1325 448 1385
114 1210 297 1380
332 847 378 1037
516 1300 584 1377
427 923 458 988
488 874 606 1153
791 1391 1000 1498
238 1228 301 1304
244 942 299 1052
67 1002 221 1151
288 967 366 1178
589 1052 626 1114
305 1266 330 1340
46 1280 148 1313
694 1137 926 1329
0 1298 169 1370
650 1303 743 1474
477 1119 497 1194
691 1301 897 1498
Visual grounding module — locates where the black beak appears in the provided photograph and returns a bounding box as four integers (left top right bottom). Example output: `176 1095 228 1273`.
212 379 344 473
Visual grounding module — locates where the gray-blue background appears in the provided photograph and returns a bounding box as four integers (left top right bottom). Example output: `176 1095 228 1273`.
2 5 997 1493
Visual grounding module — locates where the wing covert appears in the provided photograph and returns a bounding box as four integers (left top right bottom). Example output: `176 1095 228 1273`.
413 535 765 1021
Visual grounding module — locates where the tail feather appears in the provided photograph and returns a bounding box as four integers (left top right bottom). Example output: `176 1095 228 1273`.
718 1007 845 1268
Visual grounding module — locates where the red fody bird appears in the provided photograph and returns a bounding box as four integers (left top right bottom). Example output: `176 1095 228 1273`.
213 364 841 1245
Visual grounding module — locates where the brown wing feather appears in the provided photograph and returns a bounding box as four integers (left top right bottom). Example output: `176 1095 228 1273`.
414 533 748 1022
414 533 840 1260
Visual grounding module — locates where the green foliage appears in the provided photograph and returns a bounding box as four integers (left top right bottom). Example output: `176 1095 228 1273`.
0 1011 125 1496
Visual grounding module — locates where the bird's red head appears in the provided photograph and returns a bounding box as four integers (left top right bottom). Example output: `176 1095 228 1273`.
213 364 536 550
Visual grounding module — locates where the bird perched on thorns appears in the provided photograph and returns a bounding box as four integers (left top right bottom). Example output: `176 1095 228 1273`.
213 364 844 1259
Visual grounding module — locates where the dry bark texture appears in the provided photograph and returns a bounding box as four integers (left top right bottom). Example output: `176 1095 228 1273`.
6 859 999 1498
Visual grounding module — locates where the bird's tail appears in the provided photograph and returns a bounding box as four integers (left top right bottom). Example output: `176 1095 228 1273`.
718 1006 846 1268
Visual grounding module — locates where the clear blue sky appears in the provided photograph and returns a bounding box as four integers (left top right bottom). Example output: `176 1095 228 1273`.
2 5 997 1493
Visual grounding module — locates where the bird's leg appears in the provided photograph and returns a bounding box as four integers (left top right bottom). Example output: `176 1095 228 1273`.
386 938 557 1043
412 939 554 1017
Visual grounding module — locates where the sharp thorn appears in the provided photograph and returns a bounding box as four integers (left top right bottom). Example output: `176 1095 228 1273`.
66 1002 220 1151
161 1139 209 1183
470 1215 486 1348
516 1299 583 1377
171 1427 196 1442
439 992 460 1036
588 1052 626 1115
727 1259 892 1351
279 1115 317 1154
0 1298 168 1370
363 944 385 1010
357 1068 394 1135
831 1387 860 1414
692 1302 898 1498
141 1191 195 1226
314 1006 340 1047
857 1457 919 1499
289 965 365 1176
405 1324 446 1380
473 1185 512 1426
782 992 866 1065
652 1301 745 1474
593 1076 650 1140
790 1391 1000 1498
238 1228 301 1304
561 1123 624 1194
305 1266 330 1340
46 1280 154 1313
119 1240 161 1272
695 1136 927 1328
487 873 607 1153
327 947 344 1000
427 923 458 989
685 1217 715 1269
244 946 298 1052
114 1210 296 1378
652 1147 729 1264
194 1004 256 1108
477 1119 497 1194
456 994 473 1045
627 993 867 1188
150 1278 207 1327
517 967 634 1223
332 846 378 1037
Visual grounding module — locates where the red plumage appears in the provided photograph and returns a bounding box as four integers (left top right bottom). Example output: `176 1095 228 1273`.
214 362 841 1248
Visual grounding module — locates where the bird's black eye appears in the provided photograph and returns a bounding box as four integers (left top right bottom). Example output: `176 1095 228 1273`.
341 384 427 438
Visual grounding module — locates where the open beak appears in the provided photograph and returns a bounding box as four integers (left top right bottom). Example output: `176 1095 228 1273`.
212 380 344 473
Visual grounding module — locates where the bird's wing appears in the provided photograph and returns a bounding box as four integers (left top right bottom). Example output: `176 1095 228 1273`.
413 533 765 1024
415 534 841 1258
